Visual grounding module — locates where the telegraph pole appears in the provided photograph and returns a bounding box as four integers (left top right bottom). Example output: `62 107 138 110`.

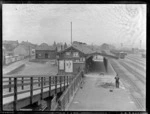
71 22 72 45
140 40 142 50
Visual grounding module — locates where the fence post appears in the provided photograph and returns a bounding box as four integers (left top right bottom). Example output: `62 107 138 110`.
49 77 51 97
44 77 46 85
14 77 17 111
55 76 57 94
41 77 43 100
60 76 62 92
67 76 69 87
9 77 11 92
22 77 24 90
38 77 40 87
64 76 65 90
74 77 75 92
68 87 70 103
75 77 76 90
30 77 33 104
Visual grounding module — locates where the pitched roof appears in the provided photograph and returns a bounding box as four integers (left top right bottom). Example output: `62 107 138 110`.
59 43 100 55
20 42 36 49
15 44 30 51
72 44 94 54
35 45 56 51
3 40 18 44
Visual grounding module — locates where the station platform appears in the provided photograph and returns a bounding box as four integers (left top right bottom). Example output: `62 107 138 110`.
67 73 137 111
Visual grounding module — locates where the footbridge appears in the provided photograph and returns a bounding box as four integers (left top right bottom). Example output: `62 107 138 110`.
3 71 84 111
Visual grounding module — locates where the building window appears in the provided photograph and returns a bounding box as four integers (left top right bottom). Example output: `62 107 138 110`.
73 52 79 57
80 58 82 61
66 52 71 56
76 59 79 62
83 58 85 61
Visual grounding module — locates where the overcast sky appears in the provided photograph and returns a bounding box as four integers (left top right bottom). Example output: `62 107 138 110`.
3 4 146 49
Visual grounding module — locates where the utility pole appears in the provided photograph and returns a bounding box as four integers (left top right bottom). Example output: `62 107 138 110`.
71 22 72 45
140 40 142 50
28 40 30 60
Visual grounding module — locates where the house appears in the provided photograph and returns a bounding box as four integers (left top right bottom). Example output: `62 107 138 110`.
3 41 18 56
13 44 32 57
3 40 19 48
35 44 57 59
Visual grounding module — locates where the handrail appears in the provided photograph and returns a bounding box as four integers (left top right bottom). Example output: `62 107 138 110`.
3 74 74 111
3 74 69 78
54 70 83 111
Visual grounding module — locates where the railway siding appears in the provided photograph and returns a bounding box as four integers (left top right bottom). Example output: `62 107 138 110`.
119 60 146 82
126 56 146 66
124 59 146 72
110 59 145 111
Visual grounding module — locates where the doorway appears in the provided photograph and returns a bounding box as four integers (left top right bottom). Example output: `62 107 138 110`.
45 53 48 59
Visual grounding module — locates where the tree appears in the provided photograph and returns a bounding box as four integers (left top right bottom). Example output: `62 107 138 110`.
61 45 63 51
64 42 67 49
53 41 56 48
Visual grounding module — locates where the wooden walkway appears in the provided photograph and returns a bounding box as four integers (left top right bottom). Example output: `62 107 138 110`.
3 74 74 111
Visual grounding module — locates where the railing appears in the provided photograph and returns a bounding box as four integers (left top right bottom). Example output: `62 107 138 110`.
54 70 84 111
3 74 74 111
4 55 25 65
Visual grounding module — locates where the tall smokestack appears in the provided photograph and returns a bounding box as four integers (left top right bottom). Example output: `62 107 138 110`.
71 22 72 45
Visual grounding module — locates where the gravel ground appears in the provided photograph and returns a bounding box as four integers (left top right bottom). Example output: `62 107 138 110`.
8 61 58 75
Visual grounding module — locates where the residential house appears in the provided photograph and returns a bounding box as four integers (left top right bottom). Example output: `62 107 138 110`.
35 43 57 59
13 44 31 57
3 40 19 48
3 40 19 56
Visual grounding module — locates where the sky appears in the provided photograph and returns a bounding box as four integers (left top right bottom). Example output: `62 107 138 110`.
3 4 146 49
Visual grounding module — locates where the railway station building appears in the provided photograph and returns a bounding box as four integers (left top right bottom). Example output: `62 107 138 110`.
57 43 116 75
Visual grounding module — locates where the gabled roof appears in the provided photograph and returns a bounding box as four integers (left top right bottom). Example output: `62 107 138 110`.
58 43 118 59
15 44 30 51
20 42 36 49
72 44 94 54
35 45 56 51
58 44 97 55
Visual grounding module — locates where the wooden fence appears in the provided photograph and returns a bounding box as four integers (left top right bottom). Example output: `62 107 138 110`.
54 70 84 111
3 74 74 111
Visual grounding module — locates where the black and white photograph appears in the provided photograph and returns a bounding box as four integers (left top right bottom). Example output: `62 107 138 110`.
2 4 146 111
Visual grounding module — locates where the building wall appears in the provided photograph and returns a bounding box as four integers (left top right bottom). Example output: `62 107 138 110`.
60 47 85 59
73 62 85 74
35 50 56 59
58 60 85 75
58 47 86 75
14 46 29 56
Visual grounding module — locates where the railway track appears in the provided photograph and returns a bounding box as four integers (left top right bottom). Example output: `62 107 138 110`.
118 60 145 84
110 59 145 110
127 55 146 62
126 56 146 66
130 93 145 111
124 59 146 72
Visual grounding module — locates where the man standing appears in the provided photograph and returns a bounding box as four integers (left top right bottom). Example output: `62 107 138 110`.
115 74 120 88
